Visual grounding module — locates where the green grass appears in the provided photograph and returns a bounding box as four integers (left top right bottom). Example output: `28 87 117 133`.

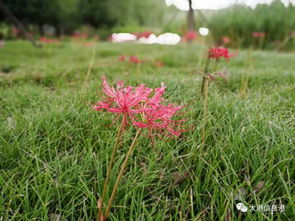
0 41 294 220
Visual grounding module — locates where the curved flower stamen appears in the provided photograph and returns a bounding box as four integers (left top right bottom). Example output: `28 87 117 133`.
93 76 185 137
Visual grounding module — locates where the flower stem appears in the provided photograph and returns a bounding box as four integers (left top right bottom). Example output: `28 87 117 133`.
104 128 142 218
201 76 209 147
83 46 96 92
200 56 211 147
201 57 210 96
240 50 252 99
97 114 126 221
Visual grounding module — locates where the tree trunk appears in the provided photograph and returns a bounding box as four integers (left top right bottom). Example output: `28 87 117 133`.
187 0 196 31
38 24 44 36
0 0 40 47
56 25 61 38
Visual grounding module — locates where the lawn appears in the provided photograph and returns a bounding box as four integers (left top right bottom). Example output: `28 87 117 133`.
0 41 294 220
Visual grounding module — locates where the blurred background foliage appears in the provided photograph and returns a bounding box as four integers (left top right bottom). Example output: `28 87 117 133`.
0 0 166 37
207 1 295 49
0 0 294 49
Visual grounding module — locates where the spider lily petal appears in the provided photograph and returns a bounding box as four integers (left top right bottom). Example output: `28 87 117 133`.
93 77 185 137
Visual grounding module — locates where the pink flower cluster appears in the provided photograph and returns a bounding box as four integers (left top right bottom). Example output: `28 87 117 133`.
129 56 142 64
93 77 183 136
183 31 198 42
134 31 153 39
252 32 265 38
71 32 88 39
154 61 164 68
39 36 60 44
222 36 230 44
81 42 95 47
118 55 143 64
208 47 234 61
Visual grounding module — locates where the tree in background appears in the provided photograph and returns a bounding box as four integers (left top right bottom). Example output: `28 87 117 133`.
0 0 61 35
79 0 166 29
187 0 196 31
78 0 115 29
0 0 166 38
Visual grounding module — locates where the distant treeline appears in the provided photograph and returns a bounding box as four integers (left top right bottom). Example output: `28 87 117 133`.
0 0 166 38
0 0 294 50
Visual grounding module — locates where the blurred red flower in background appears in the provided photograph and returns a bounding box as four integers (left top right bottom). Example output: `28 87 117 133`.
252 32 265 38
154 61 164 67
71 32 88 39
39 36 59 44
118 56 126 61
183 31 198 42
208 47 233 61
222 36 230 44
129 56 142 64
135 31 153 39
117 55 143 64
82 42 95 47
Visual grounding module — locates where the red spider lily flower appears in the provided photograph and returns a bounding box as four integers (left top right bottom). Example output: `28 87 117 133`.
134 104 184 137
107 35 113 42
222 36 230 44
72 32 88 39
131 84 184 137
208 47 234 61
39 36 59 44
129 56 142 64
252 32 265 38
93 76 152 127
135 31 153 39
82 42 95 47
183 31 198 42
118 56 126 62
93 77 184 137
154 61 164 68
